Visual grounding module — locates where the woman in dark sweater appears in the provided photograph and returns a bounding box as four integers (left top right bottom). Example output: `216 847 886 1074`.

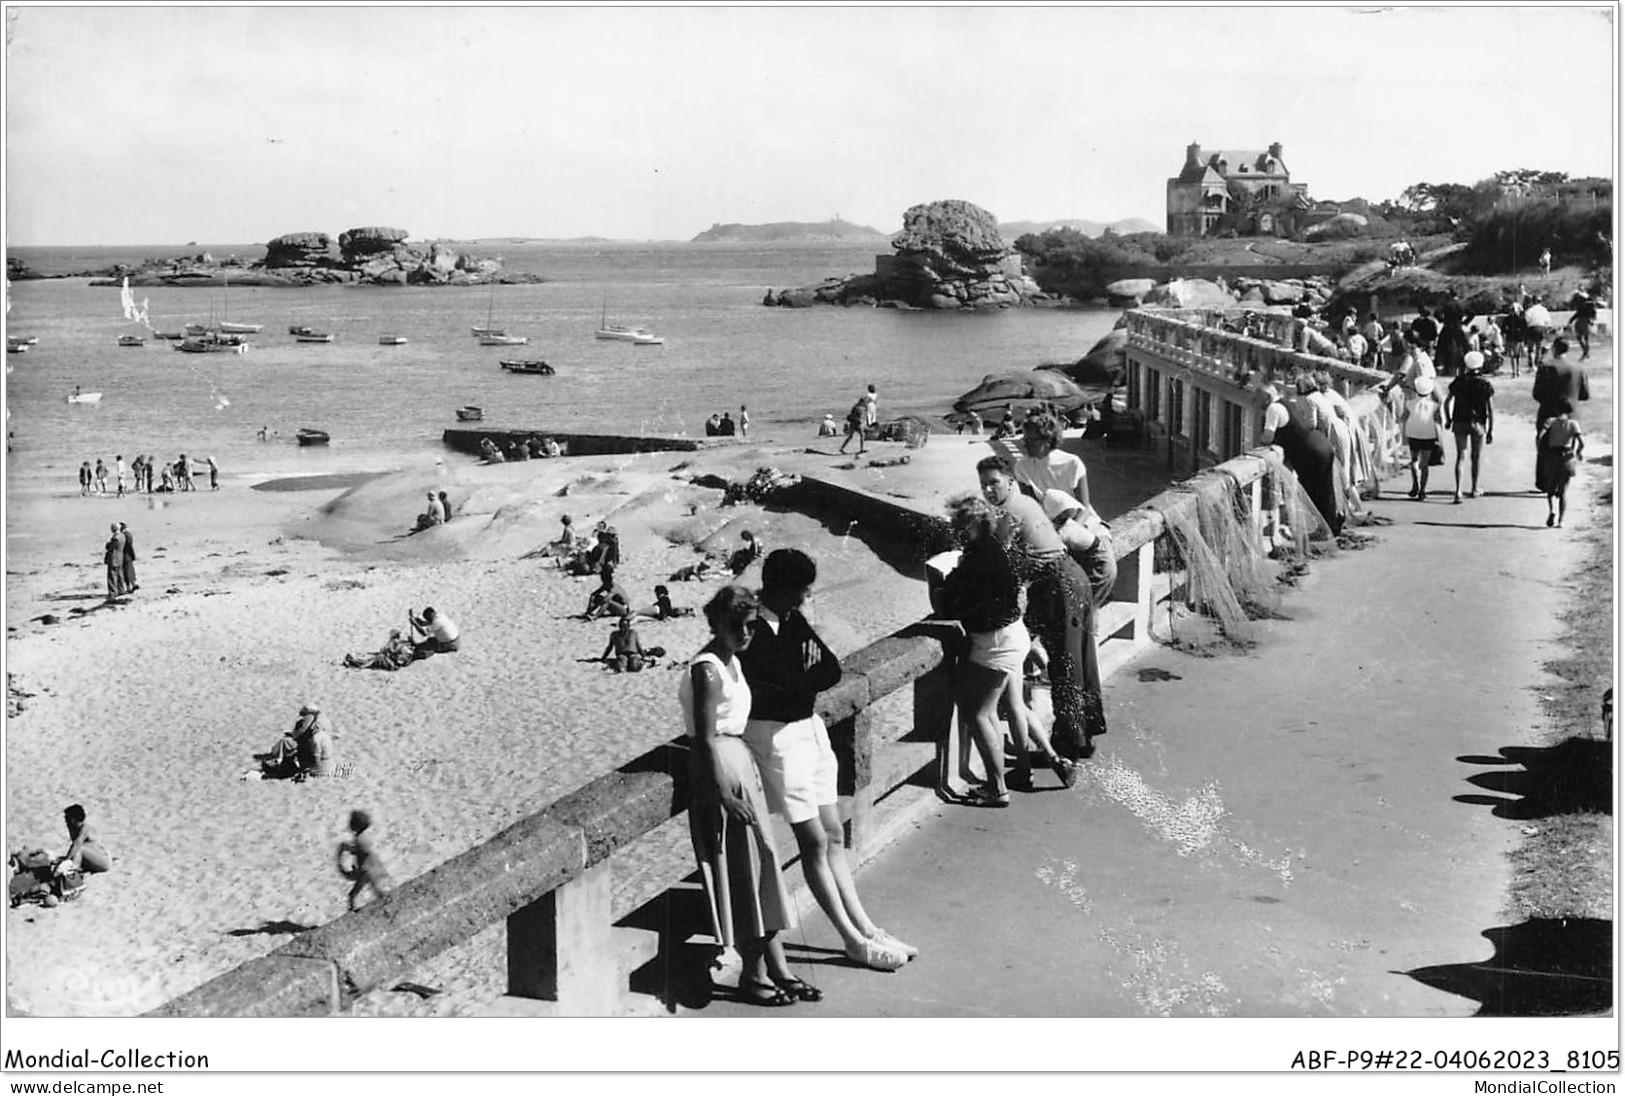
936 496 1077 805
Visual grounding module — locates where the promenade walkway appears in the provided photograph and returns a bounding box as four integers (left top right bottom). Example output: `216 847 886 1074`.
692 389 1610 1019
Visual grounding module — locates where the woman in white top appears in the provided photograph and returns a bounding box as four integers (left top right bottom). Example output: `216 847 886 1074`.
1402 375 1447 500
1013 413 1092 514
679 585 806 1006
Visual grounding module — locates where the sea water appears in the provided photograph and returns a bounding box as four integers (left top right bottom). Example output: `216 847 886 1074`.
3 241 1122 493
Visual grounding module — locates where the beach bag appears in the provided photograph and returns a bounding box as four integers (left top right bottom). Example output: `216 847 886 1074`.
1428 442 1445 467
52 867 86 902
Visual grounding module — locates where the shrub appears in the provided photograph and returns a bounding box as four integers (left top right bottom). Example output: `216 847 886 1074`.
1462 196 1613 273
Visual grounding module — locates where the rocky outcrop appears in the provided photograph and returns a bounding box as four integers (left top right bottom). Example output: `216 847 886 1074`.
338 226 411 257
1142 278 1239 309
263 232 339 268
1105 278 1157 306
90 227 541 288
763 199 1046 310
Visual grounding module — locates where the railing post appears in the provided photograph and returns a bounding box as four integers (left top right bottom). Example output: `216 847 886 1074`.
506 857 618 1015
841 709 877 856
1133 540 1155 648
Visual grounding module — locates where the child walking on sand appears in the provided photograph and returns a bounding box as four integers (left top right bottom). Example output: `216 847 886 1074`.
336 809 392 912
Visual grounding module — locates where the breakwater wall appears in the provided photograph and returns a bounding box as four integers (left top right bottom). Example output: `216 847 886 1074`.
441 428 721 458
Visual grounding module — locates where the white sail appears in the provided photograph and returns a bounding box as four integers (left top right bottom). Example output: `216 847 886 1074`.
120 278 149 326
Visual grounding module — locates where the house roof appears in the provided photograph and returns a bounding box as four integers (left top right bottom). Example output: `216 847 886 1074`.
1205 149 1288 177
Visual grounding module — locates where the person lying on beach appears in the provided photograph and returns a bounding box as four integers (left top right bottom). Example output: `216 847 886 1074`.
409 607 461 655
669 558 716 583
57 804 112 876
343 629 418 671
250 705 334 781
581 570 632 621
336 809 393 912
636 585 694 620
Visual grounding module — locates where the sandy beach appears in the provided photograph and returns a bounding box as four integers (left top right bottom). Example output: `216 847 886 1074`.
3 419 1176 1016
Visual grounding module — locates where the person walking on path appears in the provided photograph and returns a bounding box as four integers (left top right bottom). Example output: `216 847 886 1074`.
336 809 393 912
1570 289 1598 361
837 399 867 455
93 459 108 495
679 584 810 1007
103 523 126 599
1444 352 1495 503
1535 399 1584 528
1532 337 1590 436
862 384 878 429
736 548 915 972
1400 376 1447 501
118 522 138 594
206 456 220 490
114 455 128 498
79 461 92 497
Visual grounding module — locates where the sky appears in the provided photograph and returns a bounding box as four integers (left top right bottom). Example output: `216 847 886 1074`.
2 4 1617 245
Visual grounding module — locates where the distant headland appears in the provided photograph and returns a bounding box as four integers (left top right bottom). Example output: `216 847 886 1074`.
691 218 888 243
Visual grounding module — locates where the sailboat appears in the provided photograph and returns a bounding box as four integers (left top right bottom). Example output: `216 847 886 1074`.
595 293 663 345
471 282 507 337
216 275 263 334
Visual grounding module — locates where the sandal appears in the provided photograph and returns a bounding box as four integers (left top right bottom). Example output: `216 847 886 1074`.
966 785 1010 808
771 976 824 1002
735 979 797 1007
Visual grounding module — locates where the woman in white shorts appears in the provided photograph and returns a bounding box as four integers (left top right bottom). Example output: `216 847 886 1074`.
935 496 1077 805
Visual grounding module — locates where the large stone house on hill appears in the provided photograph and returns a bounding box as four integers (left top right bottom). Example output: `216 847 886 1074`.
1166 141 1312 238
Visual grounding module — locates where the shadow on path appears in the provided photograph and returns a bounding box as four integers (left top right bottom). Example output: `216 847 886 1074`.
226 919 313 938
1456 736 1613 819
1403 918 1613 1015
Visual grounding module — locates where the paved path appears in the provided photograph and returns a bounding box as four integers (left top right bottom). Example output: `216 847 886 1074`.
692 395 1606 1019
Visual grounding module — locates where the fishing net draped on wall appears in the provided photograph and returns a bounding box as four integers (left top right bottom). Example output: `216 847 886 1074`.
1152 455 1333 652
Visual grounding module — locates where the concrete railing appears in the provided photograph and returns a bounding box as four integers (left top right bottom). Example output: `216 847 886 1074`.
151 444 1371 1017
1124 308 1391 396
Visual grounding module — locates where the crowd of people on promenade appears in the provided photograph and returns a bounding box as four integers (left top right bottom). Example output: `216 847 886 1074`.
78 453 218 497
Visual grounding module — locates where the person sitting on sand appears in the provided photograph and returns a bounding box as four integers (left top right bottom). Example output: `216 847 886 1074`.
336 809 392 912
409 607 460 655
729 530 764 576
543 437 562 458
253 704 334 781
582 569 632 621
526 514 579 561
600 612 649 673
57 804 111 876
412 491 446 533
480 437 505 464
439 490 452 521
158 463 175 492
818 414 839 437
343 629 418 671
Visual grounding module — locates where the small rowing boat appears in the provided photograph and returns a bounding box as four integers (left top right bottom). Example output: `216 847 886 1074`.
480 334 528 346
66 391 103 404
296 428 330 446
379 335 409 345
499 359 554 375
294 332 335 343
455 406 484 421
118 335 146 347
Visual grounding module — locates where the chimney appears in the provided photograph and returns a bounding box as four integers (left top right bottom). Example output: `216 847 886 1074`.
1185 142 1203 173
1268 142 1283 161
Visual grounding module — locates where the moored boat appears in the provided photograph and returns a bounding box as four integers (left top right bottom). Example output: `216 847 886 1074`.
218 322 263 334
289 325 315 336
596 323 663 344
175 333 248 355
66 390 103 404
154 331 184 340
296 428 331 446
499 358 554 375
455 405 484 421
294 332 335 343
379 335 409 345
470 326 507 338
118 335 146 347
480 334 529 346
7 342 28 354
